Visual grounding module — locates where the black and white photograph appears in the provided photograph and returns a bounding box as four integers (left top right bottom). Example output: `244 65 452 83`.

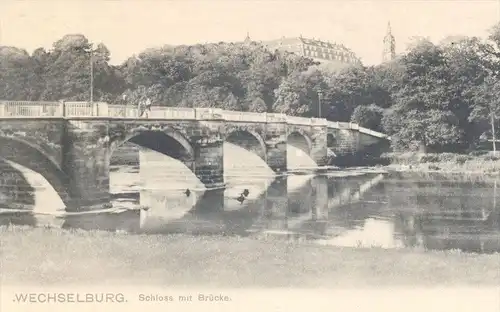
0 1 499 311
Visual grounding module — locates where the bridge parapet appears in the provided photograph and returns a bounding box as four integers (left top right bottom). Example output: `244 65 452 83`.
194 107 224 120
311 118 328 126
0 101 61 117
150 107 196 119
108 104 139 118
328 121 359 130
286 116 311 126
0 100 388 139
358 126 388 139
266 113 287 123
222 110 266 123
64 102 110 117
327 121 340 129
327 120 389 140
336 122 353 129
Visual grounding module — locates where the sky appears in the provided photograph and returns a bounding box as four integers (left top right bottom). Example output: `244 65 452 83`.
0 0 499 66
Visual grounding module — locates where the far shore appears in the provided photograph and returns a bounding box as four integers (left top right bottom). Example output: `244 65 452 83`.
370 152 500 177
382 164 500 176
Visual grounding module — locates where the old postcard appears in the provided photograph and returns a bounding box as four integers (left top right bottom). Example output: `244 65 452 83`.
0 1 499 311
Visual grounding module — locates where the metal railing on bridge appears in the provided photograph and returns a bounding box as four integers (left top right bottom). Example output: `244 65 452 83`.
0 100 388 138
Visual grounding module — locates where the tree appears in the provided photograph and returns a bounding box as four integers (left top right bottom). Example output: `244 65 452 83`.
248 97 267 113
223 93 241 111
440 36 493 149
321 65 378 121
351 104 384 132
272 68 325 116
0 47 38 100
37 34 122 102
469 76 500 152
382 39 464 152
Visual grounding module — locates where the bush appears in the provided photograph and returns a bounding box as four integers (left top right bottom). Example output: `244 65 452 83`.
483 155 500 161
469 150 489 156
454 155 472 164
437 153 456 162
419 154 439 163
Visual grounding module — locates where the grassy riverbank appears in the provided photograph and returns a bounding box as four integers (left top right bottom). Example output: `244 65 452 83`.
380 152 500 175
1 226 499 287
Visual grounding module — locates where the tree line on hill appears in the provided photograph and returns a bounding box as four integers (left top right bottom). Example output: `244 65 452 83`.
1 23 500 153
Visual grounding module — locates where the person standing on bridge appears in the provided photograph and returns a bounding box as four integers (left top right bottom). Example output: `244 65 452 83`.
144 98 152 118
137 98 151 118
139 98 152 118
137 99 144 117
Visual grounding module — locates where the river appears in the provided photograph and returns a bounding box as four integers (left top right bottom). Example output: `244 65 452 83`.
0 143 499 255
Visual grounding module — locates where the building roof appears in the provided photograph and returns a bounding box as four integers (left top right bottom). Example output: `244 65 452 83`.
299 37 353 53
261 36 361 63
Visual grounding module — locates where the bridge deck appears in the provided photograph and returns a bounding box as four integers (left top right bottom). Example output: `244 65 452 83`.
0 100 388 139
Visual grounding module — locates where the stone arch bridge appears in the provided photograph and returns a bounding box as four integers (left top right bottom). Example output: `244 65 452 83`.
0 101 389 211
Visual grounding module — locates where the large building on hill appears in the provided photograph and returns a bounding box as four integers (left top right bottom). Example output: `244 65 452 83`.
249 34 362 66
242 22 397 67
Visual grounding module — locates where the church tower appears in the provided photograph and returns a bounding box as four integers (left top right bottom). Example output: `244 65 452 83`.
244 31 251 44
382 21 396 62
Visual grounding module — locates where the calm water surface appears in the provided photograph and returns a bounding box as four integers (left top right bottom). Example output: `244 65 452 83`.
1 146 499 255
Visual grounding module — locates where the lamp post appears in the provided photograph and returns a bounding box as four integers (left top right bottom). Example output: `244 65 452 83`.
90 45 94 103
491 109 496 154
72 44 97 103
73 43 98 103
317 90 323 118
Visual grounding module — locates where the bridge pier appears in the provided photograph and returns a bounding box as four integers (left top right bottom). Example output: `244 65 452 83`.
310 124 328 167
264 115 288 173
62 120 111 211
265 139 287 173
192 135 225 189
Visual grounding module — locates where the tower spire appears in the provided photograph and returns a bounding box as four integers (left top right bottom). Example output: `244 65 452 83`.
244 31 251 43
382 21 396 62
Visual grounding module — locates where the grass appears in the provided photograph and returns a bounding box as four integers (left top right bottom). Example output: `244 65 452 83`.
1 225 499 288
381 152 500 175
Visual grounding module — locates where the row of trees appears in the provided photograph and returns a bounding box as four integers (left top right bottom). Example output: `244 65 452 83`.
1 25 500 153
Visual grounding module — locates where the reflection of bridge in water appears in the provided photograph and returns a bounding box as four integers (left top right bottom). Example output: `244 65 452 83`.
0 172 387 236
1 170 499 254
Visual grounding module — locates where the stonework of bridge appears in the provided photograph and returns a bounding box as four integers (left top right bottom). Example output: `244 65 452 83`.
0 101 389 211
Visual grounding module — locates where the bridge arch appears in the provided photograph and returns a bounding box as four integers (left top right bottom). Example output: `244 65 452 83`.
327 133 338 157
110 128 194 159
327 133 337 148
0 136 72 208
223 129 267 162
287 131 312 155
110 128 196 181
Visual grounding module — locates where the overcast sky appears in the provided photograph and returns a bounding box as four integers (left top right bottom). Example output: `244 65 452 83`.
0 0 499 65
